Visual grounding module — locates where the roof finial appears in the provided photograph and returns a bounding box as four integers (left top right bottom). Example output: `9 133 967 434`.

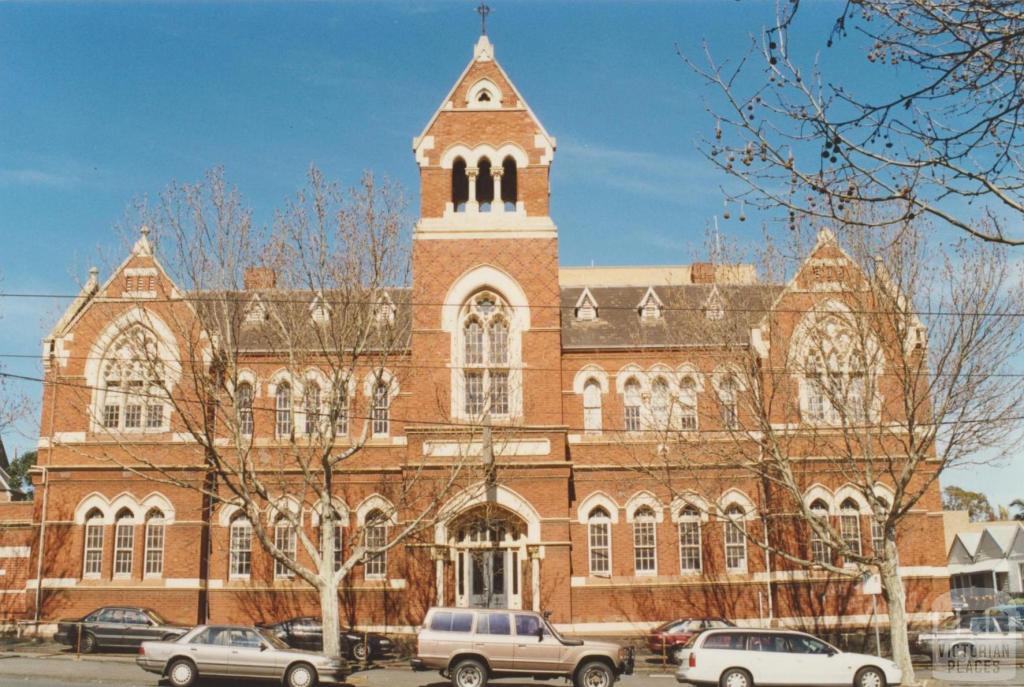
476 2 491 35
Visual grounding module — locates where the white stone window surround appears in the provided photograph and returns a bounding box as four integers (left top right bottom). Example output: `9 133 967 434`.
717 488 757 574
361 369 399 437
85 309 180 435
356 495 397 581
443 266 528 422
671 494 710 574
613 363 706 432
572 366 609 435
440 144 530 217
466 78 504 109
587 506 613 576
122 267 159 299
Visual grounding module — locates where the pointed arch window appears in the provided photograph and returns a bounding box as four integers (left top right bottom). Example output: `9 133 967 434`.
452 158 469 212
476 158 493 211
679 377 698 431
871 497 889 554
840 498 863 557
723 505 747 572
583 379 602 433
501 156 517 211
633 506 657 575
363 509 389 580
113 509 135 577
372 381 390 436
144 509 165 577
335 385 349 436
678 506 702 572
274 517 296 579
460 292 512 418
718 375 738 429
651 377 670 429
304 382 322 436
83 509 104 578
809 499 831 565
229 515 252 579
275 383 293 437
587 506 611 575
237 382 254 436
623 378 642 432
98 327 167 433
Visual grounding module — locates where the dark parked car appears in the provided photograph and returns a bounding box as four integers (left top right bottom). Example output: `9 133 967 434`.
54 606 189 653
260 616 394 661
647 617 735 662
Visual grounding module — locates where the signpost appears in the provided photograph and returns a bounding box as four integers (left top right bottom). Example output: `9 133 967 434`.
860 573 882 656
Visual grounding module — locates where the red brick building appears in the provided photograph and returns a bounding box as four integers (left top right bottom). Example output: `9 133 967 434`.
1 36 949 634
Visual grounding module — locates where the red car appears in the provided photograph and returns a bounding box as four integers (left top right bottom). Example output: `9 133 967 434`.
646 617 735 662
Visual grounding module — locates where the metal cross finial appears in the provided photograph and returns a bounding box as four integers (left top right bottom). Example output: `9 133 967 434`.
476 2 491 35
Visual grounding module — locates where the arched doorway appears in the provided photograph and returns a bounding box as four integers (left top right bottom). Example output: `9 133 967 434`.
449 506 527 609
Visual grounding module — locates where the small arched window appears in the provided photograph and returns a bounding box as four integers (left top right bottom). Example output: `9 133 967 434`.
237 382 254 436
275 383 292 437
464 319 484 365
501 156 518 211
718 376 738 429
651 377 670 428
623 378 642 432
583 379 602 433
679 377 697 431
476 157 494 210
304 382 321 436
587 506 611 575
840 498 862 557
335 384 349 436
364 509 389 579
144 509 165 577
452 158 469 212
83 508 104 578
113 509 135 577
633 505 657 574
809 499 831 565
678 506 702 572
723 505 747 572
229 515 252 578
871 497 889 554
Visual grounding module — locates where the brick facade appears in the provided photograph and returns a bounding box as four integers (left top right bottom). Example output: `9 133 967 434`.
1 35 949 635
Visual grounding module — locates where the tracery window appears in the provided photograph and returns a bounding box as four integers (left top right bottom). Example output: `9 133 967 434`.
587 506 611 575
98 327 167 433
678 506 702 572
800 314 876 426
460 292 512 418
633 506 657 575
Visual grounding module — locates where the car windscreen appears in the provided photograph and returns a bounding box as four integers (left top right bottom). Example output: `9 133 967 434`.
258 628 291 650
147 610 169 625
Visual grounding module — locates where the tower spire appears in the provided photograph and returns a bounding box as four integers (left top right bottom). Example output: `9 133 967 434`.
476 3 491 35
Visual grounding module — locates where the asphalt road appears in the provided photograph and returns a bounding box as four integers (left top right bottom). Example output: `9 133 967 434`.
1 652 1021 687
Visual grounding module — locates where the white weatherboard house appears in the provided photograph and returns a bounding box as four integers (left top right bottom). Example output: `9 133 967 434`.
948 523 1024 599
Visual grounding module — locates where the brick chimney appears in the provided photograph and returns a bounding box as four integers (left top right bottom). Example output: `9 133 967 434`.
690 262 716 284
243 267 277 290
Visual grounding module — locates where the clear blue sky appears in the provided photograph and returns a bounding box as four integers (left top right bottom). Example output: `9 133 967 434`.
1 1 1019 507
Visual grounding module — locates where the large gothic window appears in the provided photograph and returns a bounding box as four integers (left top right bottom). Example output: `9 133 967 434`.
460 292 513 418
97 327 167 433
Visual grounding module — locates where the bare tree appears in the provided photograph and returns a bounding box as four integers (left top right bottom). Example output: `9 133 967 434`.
0 271 33 448
691 1 1024 245
620 220 1024 682
83 167 486 658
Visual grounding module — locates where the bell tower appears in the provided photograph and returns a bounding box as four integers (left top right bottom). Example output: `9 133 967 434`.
409 34 563 428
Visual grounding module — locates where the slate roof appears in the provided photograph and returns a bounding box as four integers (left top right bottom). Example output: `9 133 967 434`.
559 284 782 350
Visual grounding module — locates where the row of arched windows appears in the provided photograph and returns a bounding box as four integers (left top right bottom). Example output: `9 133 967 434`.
82 508 166 578
452 156 518 212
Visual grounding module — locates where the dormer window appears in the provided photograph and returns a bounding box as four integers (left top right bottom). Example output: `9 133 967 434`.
244 296 268 324
704 287 725 321
466 78 503 109
638 287 663 321
575 288 598 321
373 292 396 326
310 294 331 324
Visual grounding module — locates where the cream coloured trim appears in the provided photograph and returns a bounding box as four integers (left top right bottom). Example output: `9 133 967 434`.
0 547 30 558
423 439 550 458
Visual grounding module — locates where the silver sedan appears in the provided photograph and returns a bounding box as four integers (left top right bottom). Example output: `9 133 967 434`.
136 624 348 687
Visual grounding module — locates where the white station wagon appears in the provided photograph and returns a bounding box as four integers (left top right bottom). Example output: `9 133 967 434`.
675 628 902 687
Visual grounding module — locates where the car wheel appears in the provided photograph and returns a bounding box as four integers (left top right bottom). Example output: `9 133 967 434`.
576 660 614 687
352 641 369 662
79 632 97 654
161 634 178 642
286 662 319 687
450 658 488 687
855 667 886 687
720 668 753 687
166 658 197 687
672 645 686 664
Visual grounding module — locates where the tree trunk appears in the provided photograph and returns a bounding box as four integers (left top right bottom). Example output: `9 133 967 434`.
320 578 342 659
880 551 916 684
